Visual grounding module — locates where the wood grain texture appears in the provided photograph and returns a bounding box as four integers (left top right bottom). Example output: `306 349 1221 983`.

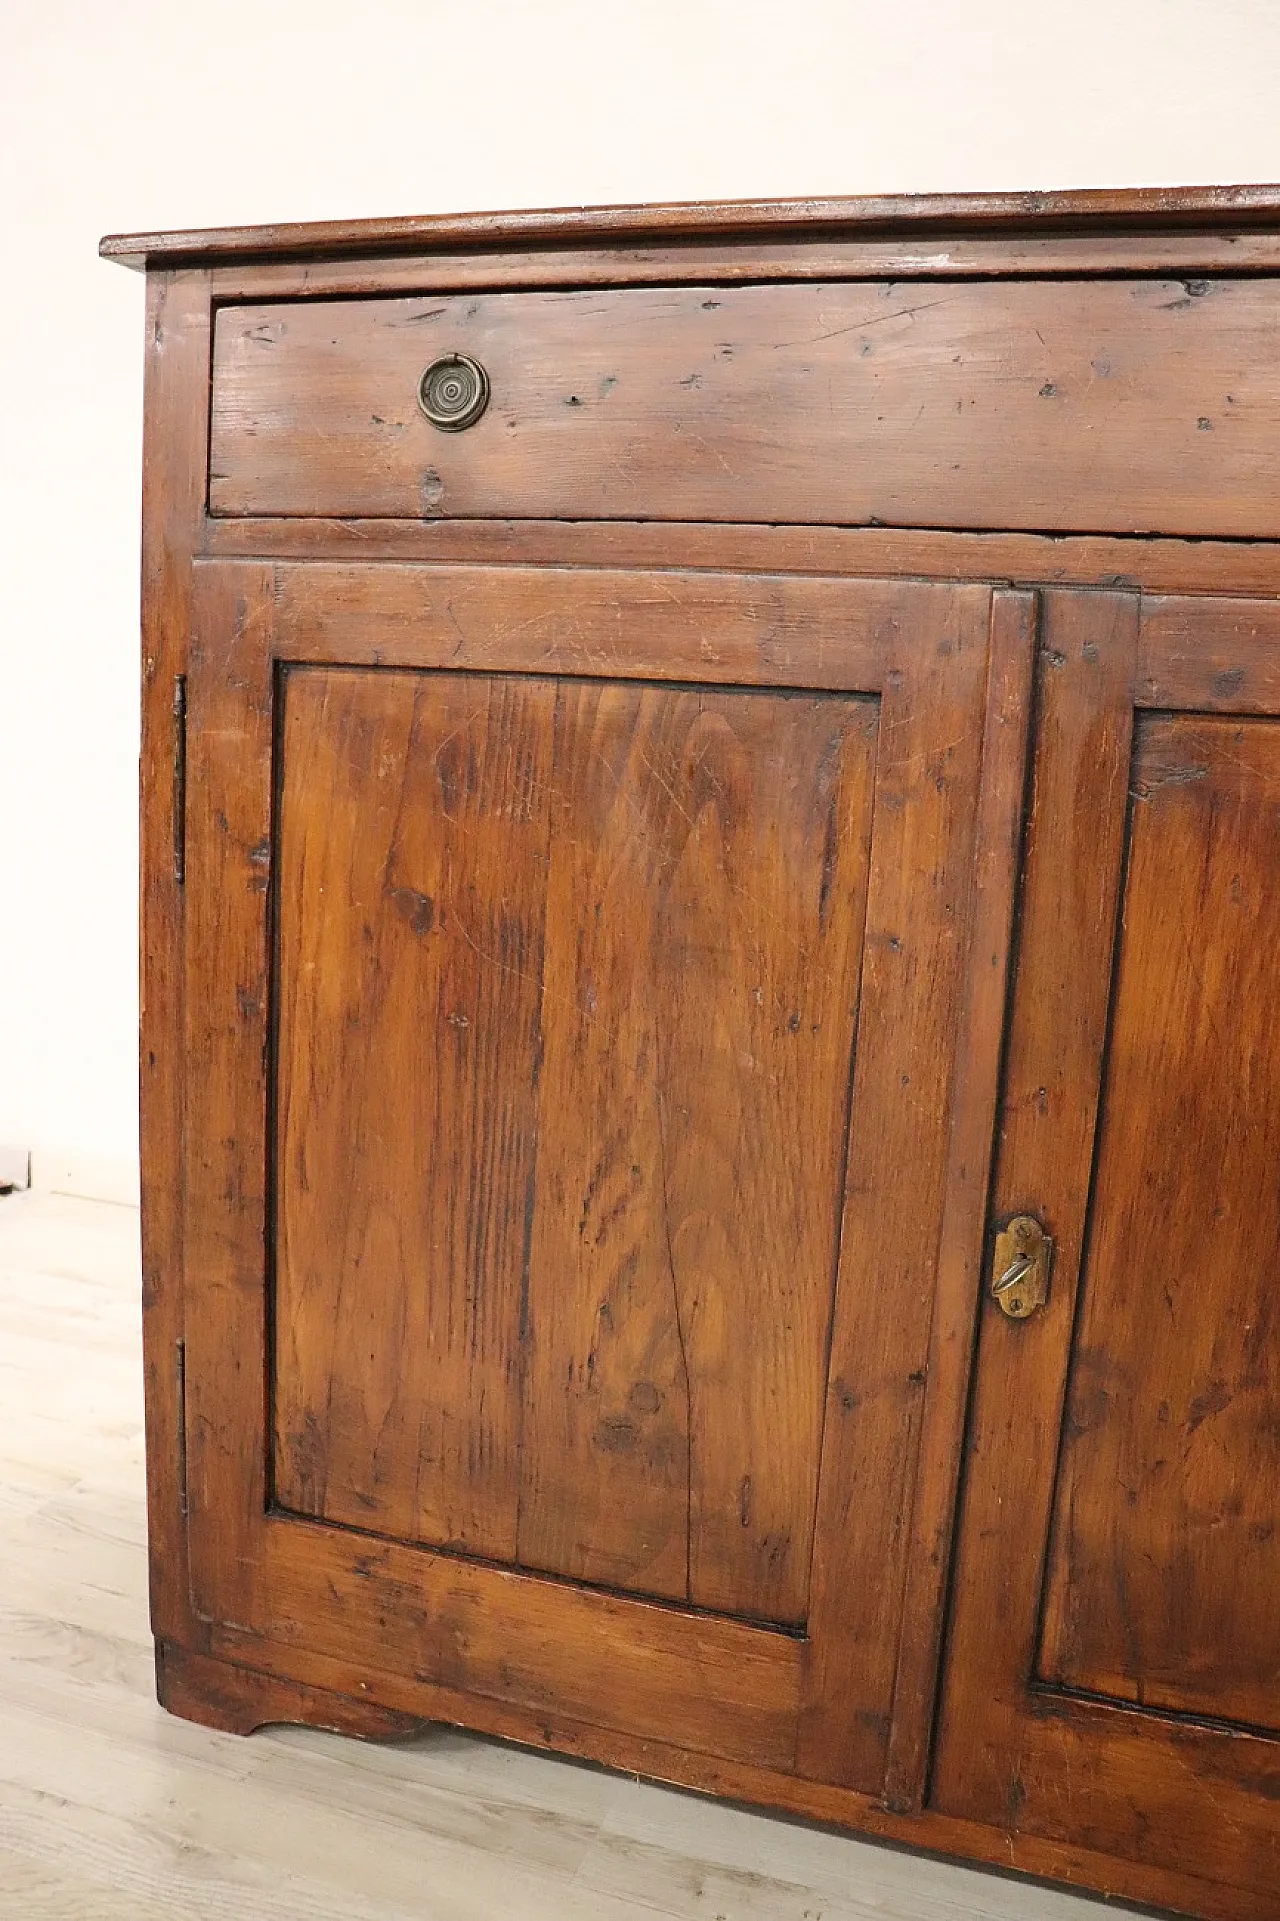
796 581 994 1792
516 681 876 1622
273 668 553 1559
1039 715 1280 1731
98 179 1280 268
188 1628 1269 1921
273 666 877 1627
123 196 1280 1921
182 564 278 1631
252 1513 803 1770
258 560 891 692
178 231 1280 309
203 513 1280 601
1140 594 1280 709
934 593 1280 1901
881 589 1038 1812
209 279 1280 537
934 590 1141 1833
137 269 212 1651
156 1641 429 1740
183 562 985 1786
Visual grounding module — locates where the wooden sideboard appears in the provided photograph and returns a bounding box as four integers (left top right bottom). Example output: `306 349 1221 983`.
104 188 1280 1921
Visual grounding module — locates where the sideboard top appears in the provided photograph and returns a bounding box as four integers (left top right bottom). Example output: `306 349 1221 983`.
100 183 1280 270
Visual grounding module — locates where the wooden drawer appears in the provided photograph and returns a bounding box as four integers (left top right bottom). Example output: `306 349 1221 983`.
209 278 1280 536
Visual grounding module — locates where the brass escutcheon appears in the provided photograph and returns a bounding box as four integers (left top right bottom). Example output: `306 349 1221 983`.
991 1214 1053 1320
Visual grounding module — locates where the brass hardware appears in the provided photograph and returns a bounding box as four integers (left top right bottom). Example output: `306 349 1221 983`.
991 1214 1052 1320
417 354 490 431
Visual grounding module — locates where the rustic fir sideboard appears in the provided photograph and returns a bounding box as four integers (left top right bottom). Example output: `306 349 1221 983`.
103 189 1280 1921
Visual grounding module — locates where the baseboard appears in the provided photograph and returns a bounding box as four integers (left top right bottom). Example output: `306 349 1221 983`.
0 1145 32 1191
28 1149 141 1208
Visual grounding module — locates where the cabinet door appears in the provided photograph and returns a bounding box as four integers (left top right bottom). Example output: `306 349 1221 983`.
182 559 1011 1793
936 589 1280 1905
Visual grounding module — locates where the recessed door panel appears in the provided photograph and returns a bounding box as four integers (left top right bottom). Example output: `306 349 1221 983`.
1039 715 1280 1730
273 666 877 1628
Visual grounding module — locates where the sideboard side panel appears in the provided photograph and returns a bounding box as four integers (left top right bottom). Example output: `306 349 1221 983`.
139 266 212 1648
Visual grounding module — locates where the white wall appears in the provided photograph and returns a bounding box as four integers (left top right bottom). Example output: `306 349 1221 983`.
3 0 1279 1197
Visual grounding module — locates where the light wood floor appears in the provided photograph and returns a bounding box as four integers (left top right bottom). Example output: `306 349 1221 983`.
0 1189 1137 1920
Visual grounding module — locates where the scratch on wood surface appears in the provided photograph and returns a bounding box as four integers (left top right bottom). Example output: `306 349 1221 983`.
638 749 700 833
772 298 953 348
447 905 539 985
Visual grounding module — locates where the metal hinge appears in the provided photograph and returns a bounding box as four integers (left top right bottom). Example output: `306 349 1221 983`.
176 1337 189 1517
172 675 187 887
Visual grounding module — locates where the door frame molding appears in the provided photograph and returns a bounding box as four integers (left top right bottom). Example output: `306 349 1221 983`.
180 557 1014 1794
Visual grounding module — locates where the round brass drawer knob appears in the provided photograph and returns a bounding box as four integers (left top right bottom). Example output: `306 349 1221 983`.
417 354 490 432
